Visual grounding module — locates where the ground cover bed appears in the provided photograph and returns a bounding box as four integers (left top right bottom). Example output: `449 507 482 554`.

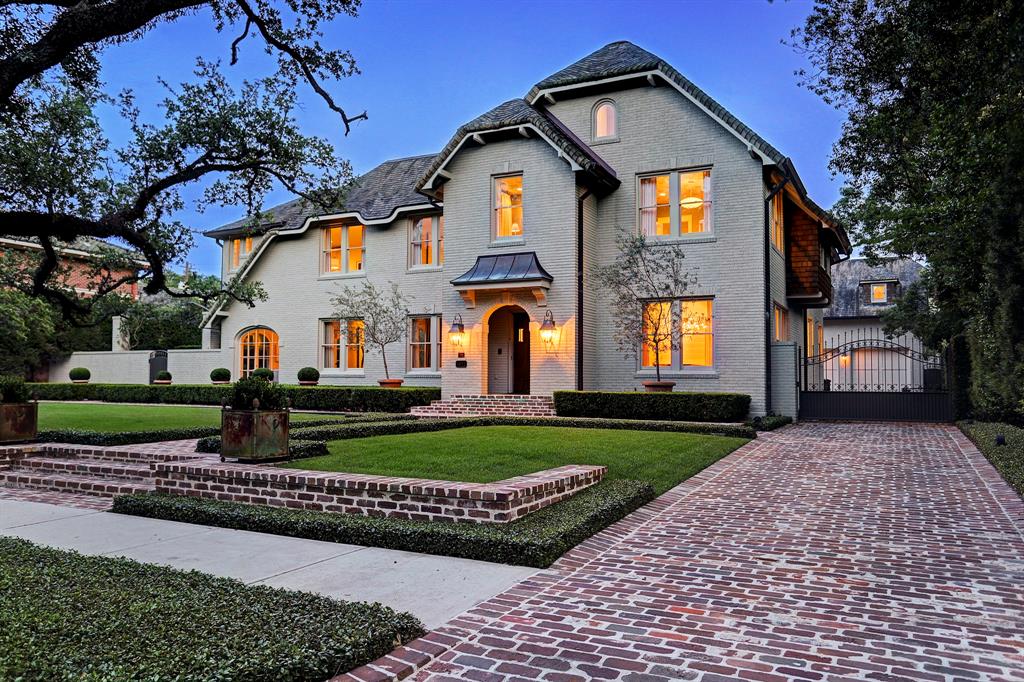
284 424 747 495
960 421 1024 496
0 537 423 681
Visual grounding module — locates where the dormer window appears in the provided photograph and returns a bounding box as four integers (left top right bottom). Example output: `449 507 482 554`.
593 100 617 141
870 283 888 303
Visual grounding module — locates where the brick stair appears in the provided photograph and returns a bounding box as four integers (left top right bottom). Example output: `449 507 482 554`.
0 447 160 499
410 394 556 418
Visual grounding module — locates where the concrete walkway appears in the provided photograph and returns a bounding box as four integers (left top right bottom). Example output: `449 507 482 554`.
0 499 536 629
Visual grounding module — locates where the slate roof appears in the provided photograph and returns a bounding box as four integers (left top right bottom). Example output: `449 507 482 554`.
451 252 554 286
415 98 618 197
825 258 924 319
204 154 438 238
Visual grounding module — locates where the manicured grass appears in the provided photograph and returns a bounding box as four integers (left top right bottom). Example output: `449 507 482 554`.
960 421 1024 497
38 401 345 432
285 425 747 494
0 537 423 681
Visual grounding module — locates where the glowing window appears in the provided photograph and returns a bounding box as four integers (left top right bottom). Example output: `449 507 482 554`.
494 175 523 239
771 192 785 252
230 236 253 269
774 304 789 342
322 225 365 274
870 284 887 303
639 170 712 237
410 216 440 267
593 100 617 140
681 299 713 367
641 301 672 368
410 317 433 370
238 328 279 378
638 174 671 237
322 319 363 370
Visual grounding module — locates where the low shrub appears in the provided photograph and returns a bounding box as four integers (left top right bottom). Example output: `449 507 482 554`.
68 367 90 382
959 421 1024 496
746 414 793 431
114 479 655 568
194 413 421 453
29 382 439 413
0 375 31 403
252 368 275 381
0 537 424 681
553 390 751 422
155 370 172 381
210 368 231 382
230 376 287 410
39 426 220 446
297 367 320 383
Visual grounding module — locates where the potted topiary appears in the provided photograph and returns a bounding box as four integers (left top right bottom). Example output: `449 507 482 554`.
69 367 91 384
0 376 37 443
210 368 231 384
220 376 290 462
331 281 410 388
297 367 320 386
153 370 173 385
252 367 275 381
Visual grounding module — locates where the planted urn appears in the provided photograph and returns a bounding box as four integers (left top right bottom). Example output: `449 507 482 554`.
0 376 38 443
220 377 290 462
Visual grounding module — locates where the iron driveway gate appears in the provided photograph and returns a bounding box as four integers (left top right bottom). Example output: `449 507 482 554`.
799 330 952 422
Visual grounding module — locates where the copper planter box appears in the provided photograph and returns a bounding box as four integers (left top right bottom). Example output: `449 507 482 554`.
221 409 289 461
0 402 38 443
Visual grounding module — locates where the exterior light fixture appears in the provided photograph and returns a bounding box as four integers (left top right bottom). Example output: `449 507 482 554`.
680 196 703 209
539 310 558 350
448 314 465 347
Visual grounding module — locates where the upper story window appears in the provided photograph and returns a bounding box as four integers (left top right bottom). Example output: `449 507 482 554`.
641 299 714 370
409 215 444 268
771 192 785 253
322 224 364 275
870 283 888 303
322 319 364 371
773 303 789 342
494 175 523 239
230 236 253 270
593 100 617 141
639 169 712 238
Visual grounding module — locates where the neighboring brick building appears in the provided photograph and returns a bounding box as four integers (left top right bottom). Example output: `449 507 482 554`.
0 235 142 300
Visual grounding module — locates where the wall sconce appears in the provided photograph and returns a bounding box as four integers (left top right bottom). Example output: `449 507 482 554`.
448 314 466 348
539 310 558 351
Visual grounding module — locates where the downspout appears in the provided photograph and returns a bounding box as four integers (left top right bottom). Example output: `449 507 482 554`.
764 166 792 415
576 187 593 391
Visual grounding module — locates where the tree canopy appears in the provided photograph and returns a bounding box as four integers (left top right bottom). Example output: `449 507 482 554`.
0 0 365 319
793 0 1024 419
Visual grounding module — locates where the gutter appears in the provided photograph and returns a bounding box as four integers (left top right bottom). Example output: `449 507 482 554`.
764 164 792 416
576 187 593 390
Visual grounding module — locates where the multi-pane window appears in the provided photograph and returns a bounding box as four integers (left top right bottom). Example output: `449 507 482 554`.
593 100 617 140
230 236 253 270
322 224 365 274
641 299 714 370
806 315 815 358
409 316 442 372
238 327 279 378
773 304 789 342
322 319 364 370
870 283 888 303
771 192 785 253
409 215 444 268
639 169 712 238
494 175 523 239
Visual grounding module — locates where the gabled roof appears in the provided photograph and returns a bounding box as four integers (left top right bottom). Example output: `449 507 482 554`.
526 41 850 252
204 154 438 239
416 99 618 198
825 258 924 319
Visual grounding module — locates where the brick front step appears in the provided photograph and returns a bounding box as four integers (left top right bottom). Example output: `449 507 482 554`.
0 470 153 498
17 457 154 481
410 394 556 418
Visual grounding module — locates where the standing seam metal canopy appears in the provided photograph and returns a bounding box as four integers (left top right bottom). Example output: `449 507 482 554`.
450 252 554 286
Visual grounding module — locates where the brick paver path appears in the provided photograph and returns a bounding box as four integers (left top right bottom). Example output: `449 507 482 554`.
344 423 1024 682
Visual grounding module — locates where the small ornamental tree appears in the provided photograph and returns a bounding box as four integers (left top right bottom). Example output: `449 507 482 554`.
595 232 698 383
331 281 410 380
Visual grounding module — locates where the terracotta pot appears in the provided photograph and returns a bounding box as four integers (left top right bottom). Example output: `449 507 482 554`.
71 379 89 384
642 380 676 393
378 378 404 389
298 380 319 386
153 380 172 385
221 408 290 462
0 402 38 443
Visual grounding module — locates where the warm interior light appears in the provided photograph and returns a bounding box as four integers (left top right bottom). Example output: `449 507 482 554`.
539 310 557 347
839 353 851 368
448 314 465 347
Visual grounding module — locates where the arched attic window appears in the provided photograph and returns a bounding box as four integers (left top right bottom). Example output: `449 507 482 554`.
592 100 617 141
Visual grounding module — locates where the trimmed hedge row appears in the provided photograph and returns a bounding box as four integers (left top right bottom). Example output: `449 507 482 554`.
746 414 793 432
0 537 424 681
36 418 350 447
29 382 440 413
553 390 751 422
114 479 655 568
959 421 1024 496
194 436 329 458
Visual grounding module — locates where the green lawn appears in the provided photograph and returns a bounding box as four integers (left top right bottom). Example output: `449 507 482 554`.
285 425 747 494
38 402 345 432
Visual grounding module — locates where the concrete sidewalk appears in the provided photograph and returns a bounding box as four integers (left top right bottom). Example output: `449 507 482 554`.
0 498 536 629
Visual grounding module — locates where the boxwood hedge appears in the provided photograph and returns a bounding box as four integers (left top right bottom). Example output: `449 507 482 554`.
28 382 439 412
0 537 424 681
745 414 793 431
37 418 352 447
114 479 655 568
553 390 751 422
959 421 1024 496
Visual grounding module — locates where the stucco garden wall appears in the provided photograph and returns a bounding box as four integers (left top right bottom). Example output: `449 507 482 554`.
49 349 228 384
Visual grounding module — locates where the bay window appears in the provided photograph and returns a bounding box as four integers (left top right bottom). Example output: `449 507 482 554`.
640 298 714 371
494 175 523 239
639 169 712 238
322 224 365 274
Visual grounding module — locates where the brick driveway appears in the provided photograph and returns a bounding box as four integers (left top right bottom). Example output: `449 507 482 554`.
347 423 1024 681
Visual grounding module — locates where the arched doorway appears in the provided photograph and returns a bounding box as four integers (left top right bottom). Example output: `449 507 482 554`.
238 327 280 378
487 305 530 394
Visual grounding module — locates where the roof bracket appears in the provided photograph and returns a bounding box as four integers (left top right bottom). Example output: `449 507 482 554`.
471 133 486 145
543 93 556 105
532 287 548 307
518 126 530 138
458 289 476 308
646 73 658 87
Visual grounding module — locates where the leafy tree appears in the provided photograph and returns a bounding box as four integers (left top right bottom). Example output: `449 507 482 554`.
331 281 409 380
0 289 58 375
595 232 698 383
0 1 366 319
792 0 1024 419
118 299 206 350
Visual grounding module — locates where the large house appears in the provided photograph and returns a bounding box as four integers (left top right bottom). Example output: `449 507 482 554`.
61 42 853 417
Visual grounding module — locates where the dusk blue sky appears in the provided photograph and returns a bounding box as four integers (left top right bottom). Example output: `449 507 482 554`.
95 0 846 276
